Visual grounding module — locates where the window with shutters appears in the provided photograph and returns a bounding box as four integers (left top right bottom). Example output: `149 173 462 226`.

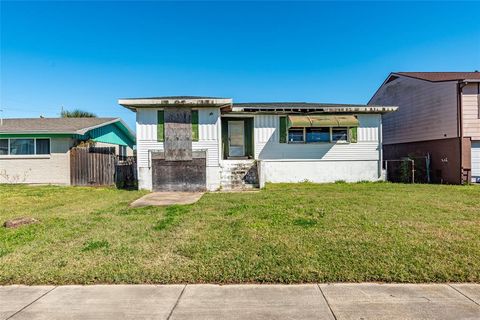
280 116 358 144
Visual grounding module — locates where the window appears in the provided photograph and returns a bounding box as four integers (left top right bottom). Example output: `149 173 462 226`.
10 139 34 155
332 128 348 142
306 128 330 143
36 139 50 155
288 128 304 143
286 127 354 143
0 138 51 156
119 145 127 160
0 139 7 155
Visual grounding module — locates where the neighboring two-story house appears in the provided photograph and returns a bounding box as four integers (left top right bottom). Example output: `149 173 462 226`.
369 72 480 184
120 96 397 191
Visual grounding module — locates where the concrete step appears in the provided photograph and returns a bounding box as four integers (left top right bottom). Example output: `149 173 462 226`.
221 184 259 190
220 161 259 190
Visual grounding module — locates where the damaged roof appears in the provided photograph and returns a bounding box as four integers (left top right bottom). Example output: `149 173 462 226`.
231 102 398 113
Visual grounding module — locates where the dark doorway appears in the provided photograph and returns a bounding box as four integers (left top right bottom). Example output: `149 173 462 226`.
221 117 254 159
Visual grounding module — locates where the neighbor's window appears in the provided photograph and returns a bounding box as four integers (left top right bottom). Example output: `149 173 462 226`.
10 139 34 155
36 139 50 155
332 128 348 142
1 138 51 156
288 128 304 143
306 128 330 143
119 145 127 160
0 139 8 155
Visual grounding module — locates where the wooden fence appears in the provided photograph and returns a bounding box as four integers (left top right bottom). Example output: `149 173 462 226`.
70 147 116 186
70 147 137 187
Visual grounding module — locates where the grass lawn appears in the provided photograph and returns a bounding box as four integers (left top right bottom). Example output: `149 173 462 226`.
0 183 479 284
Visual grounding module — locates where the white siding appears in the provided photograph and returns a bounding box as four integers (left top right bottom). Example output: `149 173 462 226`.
0 138 74 185
462 83 480 140
370 76 458 144
259 160 380 186
137 108 158 141
136 109 385 189
253 114 381 161
472 141 480 183
136 107 220 169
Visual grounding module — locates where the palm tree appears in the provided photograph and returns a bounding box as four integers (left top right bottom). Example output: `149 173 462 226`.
61 109 97 118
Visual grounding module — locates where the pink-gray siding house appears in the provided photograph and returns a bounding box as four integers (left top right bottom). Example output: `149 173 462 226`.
369 72 480 184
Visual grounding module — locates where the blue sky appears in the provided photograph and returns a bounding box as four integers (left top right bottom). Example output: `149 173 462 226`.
1 1 479 130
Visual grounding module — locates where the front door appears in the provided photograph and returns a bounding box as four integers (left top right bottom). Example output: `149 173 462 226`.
228 121 245 157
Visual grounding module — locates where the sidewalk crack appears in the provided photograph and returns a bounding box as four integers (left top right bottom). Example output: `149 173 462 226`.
317 284 338 320
448 284 480 307
166 284 187 320
6 286 57 320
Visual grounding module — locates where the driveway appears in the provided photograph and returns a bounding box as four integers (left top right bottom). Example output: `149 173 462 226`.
1 283 479 319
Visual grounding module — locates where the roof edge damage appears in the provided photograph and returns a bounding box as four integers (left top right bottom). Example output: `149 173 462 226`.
232 103 397 114
119 97 397 114
118 97 233 111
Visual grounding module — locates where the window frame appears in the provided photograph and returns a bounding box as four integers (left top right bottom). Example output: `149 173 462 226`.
119 145 127 160
305 127 331 143
0 138 8 155
287 127 306 143
0 137 51 157
35 138 51 155
331 127 349 143
286 126 355 144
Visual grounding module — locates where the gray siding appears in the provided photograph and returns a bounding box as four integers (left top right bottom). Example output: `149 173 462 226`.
370 76 458 144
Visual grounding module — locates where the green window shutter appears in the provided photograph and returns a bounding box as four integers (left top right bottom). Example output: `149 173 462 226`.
279 116 287 143
349 127 358 143
191 110 199 141
157 110 164 142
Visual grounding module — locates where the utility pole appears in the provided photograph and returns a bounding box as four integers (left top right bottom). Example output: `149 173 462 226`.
0 109 3 126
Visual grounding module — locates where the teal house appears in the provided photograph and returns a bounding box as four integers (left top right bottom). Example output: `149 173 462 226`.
0 117 135 185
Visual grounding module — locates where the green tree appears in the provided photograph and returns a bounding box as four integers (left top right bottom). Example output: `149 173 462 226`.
61 109 97 118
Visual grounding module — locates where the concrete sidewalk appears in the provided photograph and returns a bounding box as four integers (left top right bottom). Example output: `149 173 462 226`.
1 283 479 320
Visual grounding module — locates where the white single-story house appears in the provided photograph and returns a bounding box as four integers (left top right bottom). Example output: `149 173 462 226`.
119 96 397 191
0 117 135 184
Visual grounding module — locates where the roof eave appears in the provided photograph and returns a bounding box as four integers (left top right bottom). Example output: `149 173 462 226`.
118 98 233 111
230 106 398 114
76 118 121 135
0 132 75 135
